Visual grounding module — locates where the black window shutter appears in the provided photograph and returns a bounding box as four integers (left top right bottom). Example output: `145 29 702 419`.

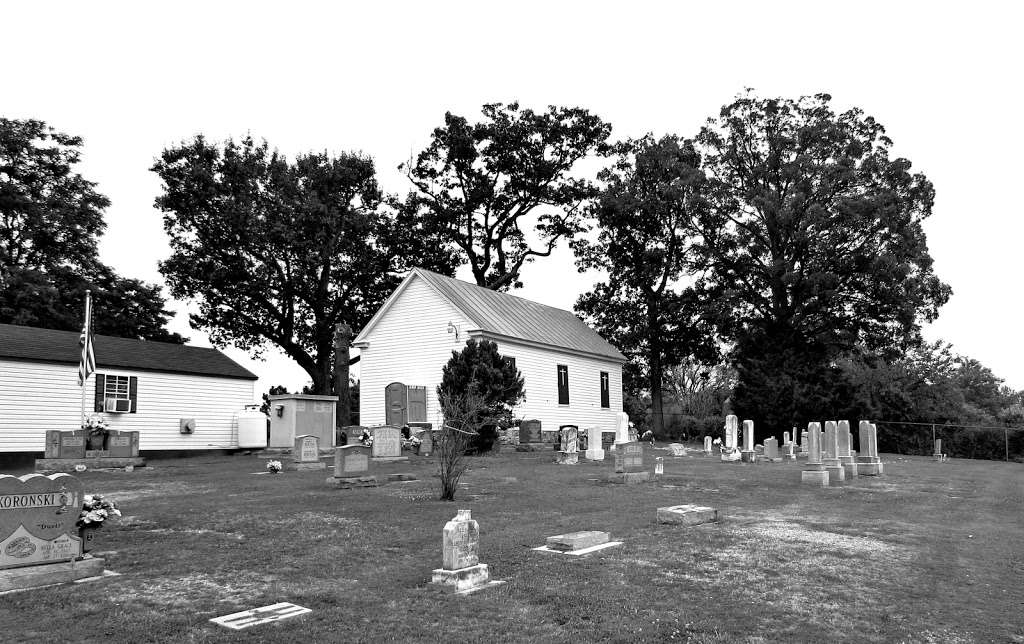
600 371 609 408
557 365 569 405
129 376 138 413
94 374 106 412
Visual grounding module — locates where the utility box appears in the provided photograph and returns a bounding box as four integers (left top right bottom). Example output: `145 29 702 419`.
268 394 337 449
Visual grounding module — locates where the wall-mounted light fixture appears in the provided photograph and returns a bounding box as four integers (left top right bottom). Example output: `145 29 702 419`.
447 321 459 340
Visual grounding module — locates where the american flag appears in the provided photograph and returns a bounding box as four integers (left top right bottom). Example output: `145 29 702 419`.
78 290 96 386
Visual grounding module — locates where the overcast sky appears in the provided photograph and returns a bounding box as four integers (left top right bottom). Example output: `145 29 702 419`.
5 1 1022 396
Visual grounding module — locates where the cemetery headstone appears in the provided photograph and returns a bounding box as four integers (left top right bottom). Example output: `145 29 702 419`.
654 457 664 477
783 431 791 445
515 419 545 452
799 430 809 454
703 436 712 455
614 412 630 445
610 442 649 483
725 415 739 449
327 445 377 488
741 420 756 462
763 437 781 462
837 420 857 478
557 426 579 465
933 438 943 461
856 421 884 475
584 425 605 461
545 530 610 552
371 426 404 460
0 473 108 592
431 510 498 593
782 442 796 459
289 435 326 471
822 421 845 483
801 422 829 487
418 428 433 457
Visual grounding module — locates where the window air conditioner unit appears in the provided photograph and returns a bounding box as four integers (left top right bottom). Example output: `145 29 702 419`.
104 398 132 413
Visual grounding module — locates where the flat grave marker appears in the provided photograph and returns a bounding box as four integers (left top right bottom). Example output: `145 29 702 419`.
210 602 312 630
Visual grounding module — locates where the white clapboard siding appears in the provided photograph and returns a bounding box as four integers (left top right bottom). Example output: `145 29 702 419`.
358 276 474 427
492 338 623 434
0 359 255 452
356 273 624 433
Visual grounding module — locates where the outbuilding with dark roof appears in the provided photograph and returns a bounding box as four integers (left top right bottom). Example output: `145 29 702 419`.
0 323 258 453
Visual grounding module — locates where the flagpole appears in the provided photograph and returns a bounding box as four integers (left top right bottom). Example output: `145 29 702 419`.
80 290 91 427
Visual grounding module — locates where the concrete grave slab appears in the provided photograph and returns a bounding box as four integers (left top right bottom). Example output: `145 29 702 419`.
545 531 609 551
210 602 312 630
656 505 719 527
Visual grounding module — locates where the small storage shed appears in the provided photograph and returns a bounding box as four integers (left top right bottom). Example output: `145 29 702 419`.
0 324 258 453
353 268 627 435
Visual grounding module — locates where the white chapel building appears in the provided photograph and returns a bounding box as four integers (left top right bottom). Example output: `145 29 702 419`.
354 268 626 433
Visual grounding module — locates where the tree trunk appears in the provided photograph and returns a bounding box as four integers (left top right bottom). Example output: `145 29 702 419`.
332 323 352 427
647 298 665 437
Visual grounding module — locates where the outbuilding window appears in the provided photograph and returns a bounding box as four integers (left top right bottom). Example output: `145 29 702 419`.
557 364 569 405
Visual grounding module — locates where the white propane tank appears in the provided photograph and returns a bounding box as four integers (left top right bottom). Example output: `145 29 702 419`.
237 405 268 448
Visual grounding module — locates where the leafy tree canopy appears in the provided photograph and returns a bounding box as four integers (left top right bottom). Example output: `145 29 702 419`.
403 102 612 291
152 135 452 393
0 118 183 342
574 135 719 434
690 93 950 427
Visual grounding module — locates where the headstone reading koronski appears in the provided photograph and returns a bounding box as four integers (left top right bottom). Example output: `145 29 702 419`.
837 420 857 478
431 510 496 593
0 473 107 592
740 420 756 463
856 421 884 475
822 421 845 484
327 444 377 488
584 425 605 461
801 422 829 487
289 435 326 471
371 426 404 461
557 426 579 465
703 436 712 455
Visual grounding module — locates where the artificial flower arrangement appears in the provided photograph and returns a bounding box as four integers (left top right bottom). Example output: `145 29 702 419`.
266 460 283 474
83 413 109 449
77 494 121 528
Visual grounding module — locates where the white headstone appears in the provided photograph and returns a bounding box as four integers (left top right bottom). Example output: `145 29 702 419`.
725 415 739 449
584 425 605 461
614 412 630 445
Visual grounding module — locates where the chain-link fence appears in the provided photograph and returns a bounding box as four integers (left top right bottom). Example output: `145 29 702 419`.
872 420 1023 462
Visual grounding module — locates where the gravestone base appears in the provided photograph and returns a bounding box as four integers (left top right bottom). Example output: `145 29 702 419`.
801 470 829 486
546 531 609 552
584 448 605 461
286 461 326 472
857 457 884 476
556 451 579 465
933 453 944 462
431 563 490 592
35 457 145 473
515 444 548 452
657 505 719 526
372 456 409 463
607 471 651 484
842 462 859 478
0 556 105 593
326 476 378 489
740 451 756 463
386 473 418 482
824 464 846 484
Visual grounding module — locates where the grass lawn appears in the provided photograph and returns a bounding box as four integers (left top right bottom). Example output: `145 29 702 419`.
1 446 1022 643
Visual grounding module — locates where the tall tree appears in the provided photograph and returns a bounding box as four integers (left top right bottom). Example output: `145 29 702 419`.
691 93 950 431
0 118 183 342
153 135 454 400
403 102 612 290
574 136 719 435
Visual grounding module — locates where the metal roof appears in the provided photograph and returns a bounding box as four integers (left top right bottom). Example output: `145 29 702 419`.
0 323 258 380
413 269 626 361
